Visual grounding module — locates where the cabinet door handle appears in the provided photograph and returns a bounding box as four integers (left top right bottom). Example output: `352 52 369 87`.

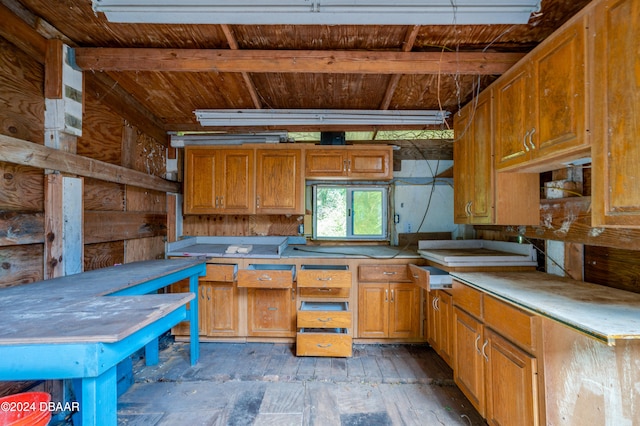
528 127 536 150
385 289 389 302
523 130 531 152
390 289 395 302
343 159 348 173
215 196 219 208
256 195 260 208
481 339 489 362
347 159 351 172
219 196 224 208
475 335 481 354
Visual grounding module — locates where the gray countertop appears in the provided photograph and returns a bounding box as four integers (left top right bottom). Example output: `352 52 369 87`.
282 245 420 259
451 270 640 345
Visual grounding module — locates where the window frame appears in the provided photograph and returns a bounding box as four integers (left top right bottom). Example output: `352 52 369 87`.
311 184 389 241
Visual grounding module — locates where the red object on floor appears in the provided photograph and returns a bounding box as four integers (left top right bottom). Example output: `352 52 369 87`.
0 392 51 426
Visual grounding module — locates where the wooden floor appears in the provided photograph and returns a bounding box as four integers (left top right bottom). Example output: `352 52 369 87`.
118 339 486 425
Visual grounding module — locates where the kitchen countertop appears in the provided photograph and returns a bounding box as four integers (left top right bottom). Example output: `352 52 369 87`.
451 270 640 345
282 245 420 259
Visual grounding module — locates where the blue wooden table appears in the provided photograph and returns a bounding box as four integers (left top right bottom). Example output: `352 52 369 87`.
0 259 206 425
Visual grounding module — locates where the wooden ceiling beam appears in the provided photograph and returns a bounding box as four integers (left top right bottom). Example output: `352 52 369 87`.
380 25 420 110
74 48 524 75
220 24 263 109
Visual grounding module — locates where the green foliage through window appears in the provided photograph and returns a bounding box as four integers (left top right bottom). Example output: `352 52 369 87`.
313 185 388 240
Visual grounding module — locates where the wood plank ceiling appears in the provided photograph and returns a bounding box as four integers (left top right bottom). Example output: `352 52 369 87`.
10 0 591 137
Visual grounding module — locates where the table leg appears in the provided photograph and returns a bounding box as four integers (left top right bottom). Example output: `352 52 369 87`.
72 365 117 425
145 337 160 365
188 273 200 365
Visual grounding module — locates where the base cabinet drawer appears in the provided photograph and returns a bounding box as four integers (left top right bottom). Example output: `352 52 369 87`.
296 329 352 357
297 308 352 328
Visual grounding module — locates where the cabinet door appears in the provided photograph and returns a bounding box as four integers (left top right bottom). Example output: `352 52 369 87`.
204 282 238 336
388 283 420 338
592 0 640 227
247 288 296 337
453 307 486 417
305 149 347 178
468 92 494 223
170 279 208 336
485 329 539 426
532 16 588 159
347 148 392 180
358 283 389 338
437 291 453 366
218 149 254 214
453 106 473 224
495 66 532 170
184 148 217 214
256 149 304 214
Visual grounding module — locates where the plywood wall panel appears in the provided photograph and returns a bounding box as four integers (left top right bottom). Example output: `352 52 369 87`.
0 162 43 211
585 246 640 294
83 177 125 211
133 130 166 178
84 241 124 271
85 211 166 244
125 236 165 263
126 186 166 213
0 211 44 246
0 244 43 287
182 214 301 237
76 90 123 165
0 38 44 144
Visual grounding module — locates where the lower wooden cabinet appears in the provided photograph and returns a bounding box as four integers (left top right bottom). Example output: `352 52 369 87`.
358 282 420 339
452 280 541 425
247 287 297 337
453 306 486 416
485 329 538 426
427 290 453 365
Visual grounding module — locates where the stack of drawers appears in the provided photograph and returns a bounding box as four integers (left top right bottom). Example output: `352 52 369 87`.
296 265 353 357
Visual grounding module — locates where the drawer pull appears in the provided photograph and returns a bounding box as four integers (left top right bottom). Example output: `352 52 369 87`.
258 275 272 281
316 277 332 281
317 317 332 322
317 288 333 292
317 343 333 348
268 307 278 311
383 271 397 275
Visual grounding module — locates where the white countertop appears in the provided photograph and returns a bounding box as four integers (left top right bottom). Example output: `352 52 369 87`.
451 271 640 345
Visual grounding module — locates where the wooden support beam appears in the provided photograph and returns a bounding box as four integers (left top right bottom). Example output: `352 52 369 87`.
0 134 180 193
0 3 47 63
380 25 420 109
44 174 63 279
74 48 525 75
220 24 262 109
84 211 166 244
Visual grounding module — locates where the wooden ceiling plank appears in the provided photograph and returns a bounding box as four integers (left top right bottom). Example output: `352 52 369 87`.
380 25 421 109
220 24 262 109
74 48 524 75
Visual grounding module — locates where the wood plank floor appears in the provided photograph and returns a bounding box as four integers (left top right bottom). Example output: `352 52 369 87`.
119 339 486 425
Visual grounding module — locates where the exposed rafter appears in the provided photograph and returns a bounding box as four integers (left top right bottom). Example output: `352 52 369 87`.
73 48 524 75
220 24 262 110
380 25 420 110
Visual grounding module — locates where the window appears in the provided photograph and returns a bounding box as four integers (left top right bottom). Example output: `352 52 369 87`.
313 185 388 240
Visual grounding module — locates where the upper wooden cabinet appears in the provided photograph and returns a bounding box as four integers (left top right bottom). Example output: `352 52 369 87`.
494 13 590 173
256 148 304 214
305 145 392 180
183 145 304 215
454 89 539 225
591 0 640 228
184 147 254 214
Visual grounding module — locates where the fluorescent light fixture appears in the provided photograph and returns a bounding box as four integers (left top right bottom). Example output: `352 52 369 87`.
92 1 542 25
170 132 288 147
194 109 450 127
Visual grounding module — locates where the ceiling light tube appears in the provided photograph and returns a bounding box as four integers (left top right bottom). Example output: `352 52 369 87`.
170 132 288 147
194 109 450 127
93 0 542 25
